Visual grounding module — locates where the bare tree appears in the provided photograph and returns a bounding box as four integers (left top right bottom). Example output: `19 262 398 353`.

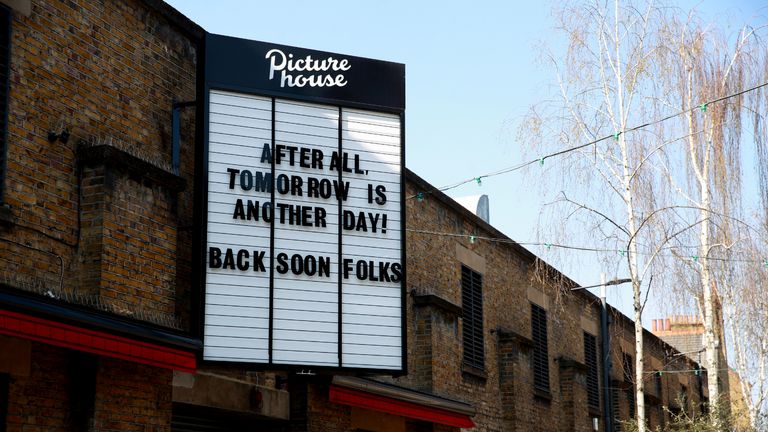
522 1 768 430
712 93 768 429
655 11 767 425
520 2 683 430
716 231 768 431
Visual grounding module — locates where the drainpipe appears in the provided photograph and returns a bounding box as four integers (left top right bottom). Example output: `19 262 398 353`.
171 100 196 175
601 273 613 432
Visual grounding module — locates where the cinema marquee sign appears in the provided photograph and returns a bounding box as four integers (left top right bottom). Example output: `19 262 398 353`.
200 34 405 371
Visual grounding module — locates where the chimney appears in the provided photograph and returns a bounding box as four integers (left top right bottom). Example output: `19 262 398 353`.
454 194 490 224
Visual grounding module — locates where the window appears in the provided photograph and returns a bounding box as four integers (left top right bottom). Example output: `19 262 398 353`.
680 384 688 412
623 353 635 419
611 387 622 432
654 371 663 398
531 303 549 392
622 353 633 383
461 265 483 371
0 4 10 204
584 332 600 410
657 404 665 429
0 373 7 432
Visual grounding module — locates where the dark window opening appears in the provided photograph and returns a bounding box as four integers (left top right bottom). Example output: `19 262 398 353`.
680 384 688 412
657 404 665 429
654 371 663 398
622 353 634 383
697 370 706 414
623 353 635 419
531 303 549 392
0 373 7 432
461 265 484 371
584 332 600 410
611 387 622 432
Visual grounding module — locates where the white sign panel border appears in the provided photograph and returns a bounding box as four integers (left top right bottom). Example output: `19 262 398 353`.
198 61 405 373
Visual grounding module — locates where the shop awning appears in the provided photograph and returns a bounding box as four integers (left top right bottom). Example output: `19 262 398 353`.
0 308 196 372
0 287 199 373
330 376 475 429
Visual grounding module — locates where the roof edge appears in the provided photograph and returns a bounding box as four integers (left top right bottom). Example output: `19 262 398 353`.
141 0 205 41
404 168 705 371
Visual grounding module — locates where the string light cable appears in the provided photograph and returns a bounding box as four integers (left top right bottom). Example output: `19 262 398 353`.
405 228 768 266
407 80 768 201
645 367 755 377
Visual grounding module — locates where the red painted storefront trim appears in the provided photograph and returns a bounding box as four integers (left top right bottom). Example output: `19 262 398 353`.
329 385 475 429
0 309 196 373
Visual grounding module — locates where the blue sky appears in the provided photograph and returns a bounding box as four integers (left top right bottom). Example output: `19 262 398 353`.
166 0 766 323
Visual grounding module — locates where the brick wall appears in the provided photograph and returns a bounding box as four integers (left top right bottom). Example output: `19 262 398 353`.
1 0 198 431
379 172 711 432
92 357 173 432
5 341 173 432
306 382 352 432
395 176 587 432
77 146 184 324
6 344 74 431
0 1 716 431
1 0 199 328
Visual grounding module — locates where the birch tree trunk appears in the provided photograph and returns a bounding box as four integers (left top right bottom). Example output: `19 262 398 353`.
522 1 669 429
522 1 768 429
659 14 768 427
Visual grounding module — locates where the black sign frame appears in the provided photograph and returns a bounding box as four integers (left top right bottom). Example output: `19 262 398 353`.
193 33 407 375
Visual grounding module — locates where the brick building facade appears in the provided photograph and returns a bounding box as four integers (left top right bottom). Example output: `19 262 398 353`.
0 0 718 431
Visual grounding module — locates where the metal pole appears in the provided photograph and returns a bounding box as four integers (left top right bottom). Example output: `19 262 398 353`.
171 100 196 175
172 103 180 175
601 273 613 432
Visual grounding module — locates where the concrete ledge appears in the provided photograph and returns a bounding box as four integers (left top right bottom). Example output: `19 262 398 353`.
0 0 31 16
496 328 534 350
78 144 186 192
461 363 488 381
173 372 289 420
533 387 553 403
557 356 588 374
0 204 12 226
412 291 462 316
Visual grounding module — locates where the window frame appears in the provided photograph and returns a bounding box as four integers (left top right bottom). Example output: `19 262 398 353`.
611 386 622 432
583 331 600 410
654 371 663 398
680 384 688 412
460 265 484 371
622 353 635 419
0 373 7 432
531 302 550 393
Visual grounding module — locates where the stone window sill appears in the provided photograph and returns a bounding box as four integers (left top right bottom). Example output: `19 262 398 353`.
533 387 552 403
461 364 487 381
0 204 12 225
77 144 186 192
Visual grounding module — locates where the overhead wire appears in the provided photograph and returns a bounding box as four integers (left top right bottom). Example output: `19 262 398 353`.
405 81 768 268
405 228 768 266
407 80 768 200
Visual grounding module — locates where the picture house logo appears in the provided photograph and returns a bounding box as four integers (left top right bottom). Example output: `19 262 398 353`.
266 48 351 88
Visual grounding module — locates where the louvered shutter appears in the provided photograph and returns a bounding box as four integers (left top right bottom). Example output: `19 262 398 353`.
461 265 484 370
531 303 549 391
584 332 600 409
